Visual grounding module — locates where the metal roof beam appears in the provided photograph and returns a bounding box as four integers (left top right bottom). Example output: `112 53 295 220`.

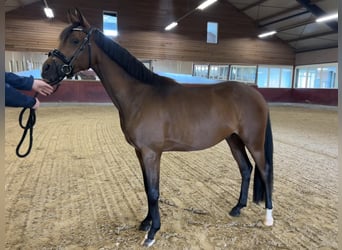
259 10 310 27
240 0 268 12
295 44 337 53
256 0 322 22
277 18 315 32
296 0 338 31
285 30 336 42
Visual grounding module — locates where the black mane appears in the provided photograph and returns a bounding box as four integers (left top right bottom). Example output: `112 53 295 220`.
60 24 174 86
92 29 162 86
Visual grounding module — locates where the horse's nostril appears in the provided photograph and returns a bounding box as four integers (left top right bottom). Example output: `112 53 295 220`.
43 63 50 72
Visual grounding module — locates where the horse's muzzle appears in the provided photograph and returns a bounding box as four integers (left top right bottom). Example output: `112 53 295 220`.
41 58 67 86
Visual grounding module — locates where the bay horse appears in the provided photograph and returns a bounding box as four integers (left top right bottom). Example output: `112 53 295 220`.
42 8 274 247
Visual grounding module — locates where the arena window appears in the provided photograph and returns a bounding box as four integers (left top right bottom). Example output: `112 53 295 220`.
209 65 229 80
257 65 293 88
193 64 209 78
229 65 257 84
103 11 118 37
294 63 337 89
207 22 218 44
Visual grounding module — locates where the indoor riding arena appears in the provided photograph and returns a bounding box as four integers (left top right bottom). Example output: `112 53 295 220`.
4 0 338 249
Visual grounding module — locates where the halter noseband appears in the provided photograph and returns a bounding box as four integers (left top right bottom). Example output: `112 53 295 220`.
48 27 95 85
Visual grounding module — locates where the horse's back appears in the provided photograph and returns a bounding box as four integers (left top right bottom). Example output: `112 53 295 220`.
140 81 269 151
174 81 268 115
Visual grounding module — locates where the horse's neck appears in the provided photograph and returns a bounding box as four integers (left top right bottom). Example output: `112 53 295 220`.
92 54 144 110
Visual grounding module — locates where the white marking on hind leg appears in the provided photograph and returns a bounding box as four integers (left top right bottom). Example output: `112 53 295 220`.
141 233 155 247
264 208 274 226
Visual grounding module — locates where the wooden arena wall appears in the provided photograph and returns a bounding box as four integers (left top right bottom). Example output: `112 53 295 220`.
7 0 337 106
25 80 337 106
5 0 294 65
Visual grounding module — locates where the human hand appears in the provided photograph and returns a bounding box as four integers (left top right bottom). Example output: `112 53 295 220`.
32 79 54 96
32 98 40 109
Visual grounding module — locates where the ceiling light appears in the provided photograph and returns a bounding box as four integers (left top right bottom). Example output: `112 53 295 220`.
44 7 54 18
197 0 218 10
316 13 338 23
165 22 178 31
43 0 54 18
258 30 277 38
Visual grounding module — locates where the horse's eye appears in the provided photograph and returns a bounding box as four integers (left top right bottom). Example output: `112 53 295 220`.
72 39 80 45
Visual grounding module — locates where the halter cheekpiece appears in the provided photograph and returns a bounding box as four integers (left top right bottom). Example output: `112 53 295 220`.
48 27 95 85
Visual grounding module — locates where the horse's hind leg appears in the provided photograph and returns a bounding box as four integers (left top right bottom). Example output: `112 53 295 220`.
226 134 253 217
246 145 273 226
135 148 161 247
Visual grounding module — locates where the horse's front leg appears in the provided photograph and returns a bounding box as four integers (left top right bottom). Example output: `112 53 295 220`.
136 148 161 247
135 149 152 231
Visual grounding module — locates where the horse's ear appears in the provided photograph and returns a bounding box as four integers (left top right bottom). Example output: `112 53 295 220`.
67 8 90 28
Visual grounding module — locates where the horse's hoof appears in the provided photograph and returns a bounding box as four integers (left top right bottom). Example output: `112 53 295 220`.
229 207 241 217
264 218 274 226
141 234 155 247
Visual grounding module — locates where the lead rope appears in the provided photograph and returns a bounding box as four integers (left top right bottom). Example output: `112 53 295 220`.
15 84 61 158
16 92 38 158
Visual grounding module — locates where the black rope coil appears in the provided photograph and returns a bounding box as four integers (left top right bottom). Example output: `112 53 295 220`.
16 107 36 158
15 85 60 157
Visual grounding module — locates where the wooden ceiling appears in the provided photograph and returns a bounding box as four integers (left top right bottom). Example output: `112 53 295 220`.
5 0 40 12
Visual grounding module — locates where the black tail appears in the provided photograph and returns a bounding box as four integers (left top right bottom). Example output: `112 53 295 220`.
253 114 273 203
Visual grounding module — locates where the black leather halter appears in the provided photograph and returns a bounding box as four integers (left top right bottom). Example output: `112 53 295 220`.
48 27 95 85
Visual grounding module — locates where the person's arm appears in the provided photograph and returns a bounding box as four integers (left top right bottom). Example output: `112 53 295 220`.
5 83 36 108
5 72 34 91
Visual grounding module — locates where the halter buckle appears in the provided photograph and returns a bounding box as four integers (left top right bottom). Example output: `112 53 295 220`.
61 64 73 76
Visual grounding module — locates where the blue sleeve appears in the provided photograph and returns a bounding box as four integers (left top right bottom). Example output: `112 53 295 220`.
5 83 36 108
5 72 34 91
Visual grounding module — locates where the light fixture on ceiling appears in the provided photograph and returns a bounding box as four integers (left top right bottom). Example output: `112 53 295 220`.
316 13 338 23
258 30 277 38
164 0 217 31
165 22 178 31
43 0 54 18
197 0 218 10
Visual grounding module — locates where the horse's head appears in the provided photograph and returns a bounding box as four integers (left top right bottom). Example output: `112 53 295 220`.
42 8 95 85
